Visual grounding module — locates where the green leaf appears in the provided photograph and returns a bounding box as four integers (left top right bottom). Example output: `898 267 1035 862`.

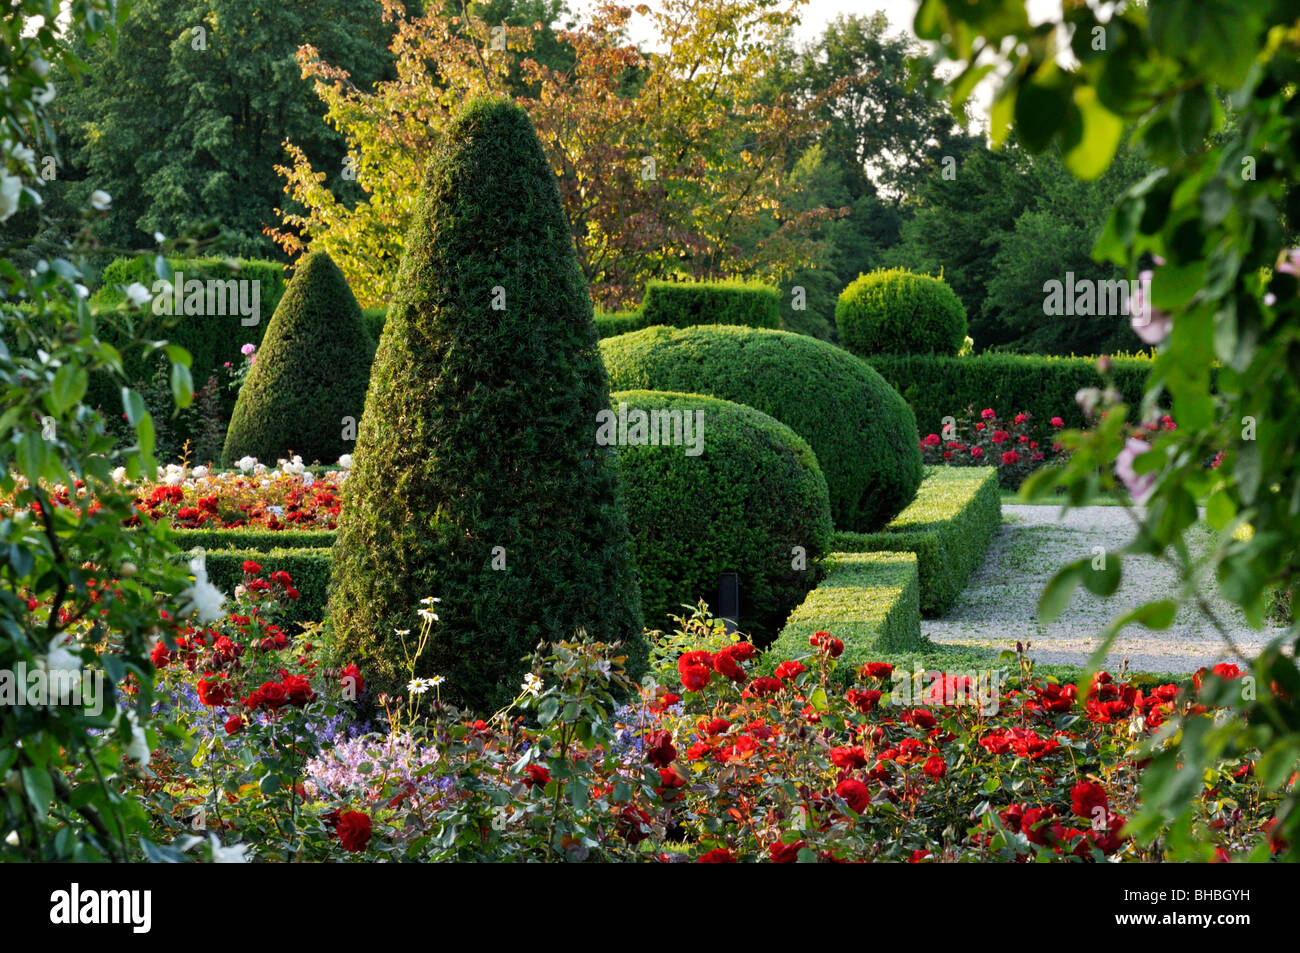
1082 553 1121 596
1063 85 1123 180
22 765 54 821
1038 559 1087 623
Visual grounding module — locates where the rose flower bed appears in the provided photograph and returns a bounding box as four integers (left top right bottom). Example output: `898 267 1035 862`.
122 457 350 531
112 585 1280 862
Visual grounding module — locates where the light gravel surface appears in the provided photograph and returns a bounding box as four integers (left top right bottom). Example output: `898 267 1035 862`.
924 504 1288 674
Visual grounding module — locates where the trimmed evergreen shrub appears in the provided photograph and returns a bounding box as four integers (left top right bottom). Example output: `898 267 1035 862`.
836 267 968 356
832 468 1002 617
360 305 387 344
641 278 780 330
328 97 646 711
221 251 371 467
610 390 833 640
600 325 923 532
759 552 922 688
867 352 1154 433
595 309 648 338
201 547 332 628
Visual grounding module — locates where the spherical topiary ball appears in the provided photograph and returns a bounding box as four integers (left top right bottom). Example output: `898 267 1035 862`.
835 267 967 357
608 389 833 640
600 325 922 532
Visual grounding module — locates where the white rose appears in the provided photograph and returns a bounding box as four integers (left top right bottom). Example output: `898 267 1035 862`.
32 83 55 105
110 466 128 483
124 282 152 309
89 189 111 211
337 454 353 469
236 455 256 472
191 465 209 479
0 172 22 223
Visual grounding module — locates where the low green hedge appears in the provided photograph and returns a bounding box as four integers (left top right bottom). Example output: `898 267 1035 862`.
167 528 338 551
866 352 1154 433
595 309 648 338
761 551 922 687
831 468 1001 617
640 279 780 330
361 306 388 343
198 547 332 627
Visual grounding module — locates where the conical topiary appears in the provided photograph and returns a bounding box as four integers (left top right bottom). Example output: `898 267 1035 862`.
328 97 647 711
221 250 371 466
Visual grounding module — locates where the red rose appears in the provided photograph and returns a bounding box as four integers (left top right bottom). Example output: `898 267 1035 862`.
712 647 747 682
286 587 300 601
241 560 262 575
846 689 882 714
1001 450 1020 465
150 642 170 668
523 764 551 789
224 715 244 735
282 673 315 706
862 662 893 679
836 778 871 814
678 650 713 692
1050 417 1065 428
340 663 364 698
271 570 292 586
830 746 868 769
1070 780 1109 820
644 729 677 768
336 811 371 852
197 674 233 707
656 768 688 800
980 408 995 419
924 433 941 446
774 660 806 680
697 848 736 863
923 755 946 780
901 708 937 730
248 680 288 711
1022 806 1060 846
744 676 783 697
769 840 807 863
809 631 843 657
618 806 652 844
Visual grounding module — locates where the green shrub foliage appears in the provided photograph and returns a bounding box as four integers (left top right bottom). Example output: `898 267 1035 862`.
221 251 371 466
640 278 780 329
836 267 968 356
328 98 646 711
610 390 833 640
87 257 288 453
600 324 922 531
867 352 1153 433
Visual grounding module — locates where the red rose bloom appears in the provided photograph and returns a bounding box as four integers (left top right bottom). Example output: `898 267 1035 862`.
830 746 868 769
656 768 689 800
1070 780 1109 820
836 778 871 814
241 560 262 575
150 642 170 668
774 660 806 680
697 848 736 863
712 647 747 682
224 715 244 735
644 729 677 768
1001 450 1020 465
339 663 364 697
523 764 551 789
923 755 946 780
197 674 233 707
618 806 652 844
1050 417 1065 428
744 676 783 697
862 662 893 679
769 840 807 863
846 689 882 714
282 673 315 706
336 811 371 852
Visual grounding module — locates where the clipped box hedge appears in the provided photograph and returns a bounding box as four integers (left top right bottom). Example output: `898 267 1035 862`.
167 528 338 551
594 309 649 339
198 547 333 627
867 352 1153 434
640 278 780 330
831 468 1000 617
761 551 921 686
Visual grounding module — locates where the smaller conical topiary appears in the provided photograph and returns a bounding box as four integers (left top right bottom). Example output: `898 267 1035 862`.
221 251 371 466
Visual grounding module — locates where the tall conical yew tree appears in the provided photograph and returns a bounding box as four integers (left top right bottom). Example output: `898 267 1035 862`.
328 97 646 710
221 250 371 466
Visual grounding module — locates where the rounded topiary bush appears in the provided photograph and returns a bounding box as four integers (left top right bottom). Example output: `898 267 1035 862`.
328 97 646 712
221 251 371 466
609 389 833 640
600 325 923 532
835 267 968 357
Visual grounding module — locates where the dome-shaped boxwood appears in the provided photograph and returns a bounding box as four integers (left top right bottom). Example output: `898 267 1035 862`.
836 267 967 357
600 325 922 532
609 390 833 639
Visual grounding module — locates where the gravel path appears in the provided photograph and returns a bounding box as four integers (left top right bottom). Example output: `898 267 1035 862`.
923 504 1288 674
